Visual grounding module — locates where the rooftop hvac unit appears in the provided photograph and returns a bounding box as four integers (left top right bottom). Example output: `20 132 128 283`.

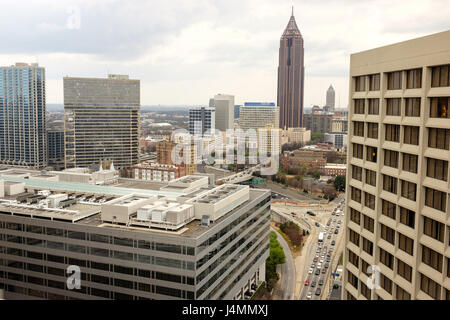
201 215 210 227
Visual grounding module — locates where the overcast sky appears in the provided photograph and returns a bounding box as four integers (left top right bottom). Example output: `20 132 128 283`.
1 0 449 107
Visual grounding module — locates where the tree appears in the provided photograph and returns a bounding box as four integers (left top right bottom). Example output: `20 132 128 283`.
311 170 321 179
266 232 286 285
334 175 346 191
310 132 324 144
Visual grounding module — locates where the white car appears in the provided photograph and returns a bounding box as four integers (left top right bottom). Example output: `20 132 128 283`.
306 292 312 299
308 268 313 274
320 258 324 263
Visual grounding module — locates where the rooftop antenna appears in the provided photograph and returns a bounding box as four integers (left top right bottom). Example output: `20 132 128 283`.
291 5 294 16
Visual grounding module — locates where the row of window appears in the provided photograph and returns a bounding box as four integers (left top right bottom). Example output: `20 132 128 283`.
353 122 421 145
354 64 450 93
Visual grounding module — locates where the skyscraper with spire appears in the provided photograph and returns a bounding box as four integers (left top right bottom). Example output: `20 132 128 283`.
277 7 305 129
326 84 335 111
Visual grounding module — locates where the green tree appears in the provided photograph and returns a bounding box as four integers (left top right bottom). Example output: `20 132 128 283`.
311 170 321 179
334 175 346 191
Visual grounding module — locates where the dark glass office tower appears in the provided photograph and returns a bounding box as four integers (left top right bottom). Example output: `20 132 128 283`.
0 63 47 168
277 9 305 129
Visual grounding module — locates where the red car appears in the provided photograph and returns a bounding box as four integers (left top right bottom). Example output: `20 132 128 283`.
313 257 318 262
304 280 310 286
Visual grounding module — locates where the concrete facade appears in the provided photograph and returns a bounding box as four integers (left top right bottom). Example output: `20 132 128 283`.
344 30 450 300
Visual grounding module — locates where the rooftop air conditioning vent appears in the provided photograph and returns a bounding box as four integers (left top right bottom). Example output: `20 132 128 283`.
201 215 210 227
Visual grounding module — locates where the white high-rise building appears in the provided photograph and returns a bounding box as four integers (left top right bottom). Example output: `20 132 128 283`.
238 102 279 130
212 94 234 132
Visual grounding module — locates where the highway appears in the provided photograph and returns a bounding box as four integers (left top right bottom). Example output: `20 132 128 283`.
298 195 345 300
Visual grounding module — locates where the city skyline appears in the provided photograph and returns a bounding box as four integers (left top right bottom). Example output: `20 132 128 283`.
1 0 449 107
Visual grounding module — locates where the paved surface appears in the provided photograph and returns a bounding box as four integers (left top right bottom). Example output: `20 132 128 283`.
253 180 323 202
271 226 295 300
294 194 345 300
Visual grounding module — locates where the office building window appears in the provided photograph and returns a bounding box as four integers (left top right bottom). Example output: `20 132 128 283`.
426 158 448 181
352 165 362 181
351 187 362 203
422 245 443 272
368 99 379 115
406 68 422 89
385 124 400 142
397 259 412 282
355 76 366 92
383 174 397 194
360 282 371 300
424 187 446 212
380 273 393 294
352 143 363 159
348 249 359 268
381 199 396 220
367 122 378 139
399 207 415 229
354 99 365 114
353 121 364 136
384 149 399 168
431 64 450 87
423 216 444 242
362 237 373 256
347 270 358 290
365 169 376 186
401 180 417 201
430 97 450 119
363 214 374 232
405 98 421 117
361 259 371 276
379 248 394 269
387 71 402 90
420 273 441 299
366 146 377 163
369 74 380 91
386 98 401 116
396 285 411 300
402 153 418 173
349 229 360 246
403 126 420 145
428 128 450 150
380 224 395 245
364 192 375 210
350 208 361 225
398 233 414 255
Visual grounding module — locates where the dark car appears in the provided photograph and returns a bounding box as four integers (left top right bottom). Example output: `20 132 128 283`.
327 235 331 239
322 268 326 274
326 257 331 262
318 280 324 286
315 269 320 275
315 222 320 227
331 240 336 246
315 288 321 296
311 281 316 287
307 211 316 216
325 262 329 268
334 229 339 234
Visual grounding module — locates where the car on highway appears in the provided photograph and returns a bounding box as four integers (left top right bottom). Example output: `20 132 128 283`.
324 262 329 268
327 235 331 239
331 240 336 246
315 222 320 227
322 268 326 274
306 292 312 299
319 280 324 286
311 263 315 268
311 281 316 287
315 288 321 296
315 269 320 275
308 268 313 274
304 280 310 286
306 211 316 216
320 258 324 263
334 229 339 234
313 257 318 262
331 212 335 216
317 263 322 269
326 257 331 262
333 218 336 222
338 220 342 224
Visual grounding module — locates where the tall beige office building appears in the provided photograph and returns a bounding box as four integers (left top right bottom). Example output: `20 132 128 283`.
238 103 279 130
344 31 450 300
211 94 234 132
64 74 140 171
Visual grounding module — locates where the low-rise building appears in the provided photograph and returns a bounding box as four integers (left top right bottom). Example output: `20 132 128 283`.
324 163 346 176
0 173 270 300
132 163 185 182
285 127 311 144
